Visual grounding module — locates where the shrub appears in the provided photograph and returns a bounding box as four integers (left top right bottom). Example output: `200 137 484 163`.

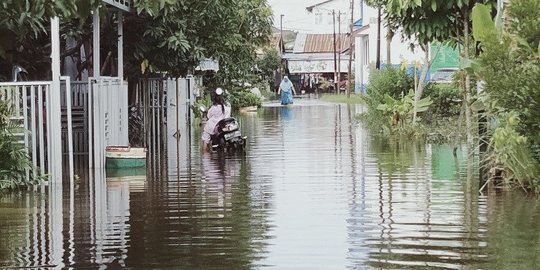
0 100 44 191
229 91 262 110
475 0 540 191
423 83 462 119
364 66 414 112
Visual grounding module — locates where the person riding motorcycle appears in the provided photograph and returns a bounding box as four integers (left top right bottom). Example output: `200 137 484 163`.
202 88 231 151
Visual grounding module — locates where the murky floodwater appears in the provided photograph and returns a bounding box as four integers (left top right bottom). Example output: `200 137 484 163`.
1 100 540 269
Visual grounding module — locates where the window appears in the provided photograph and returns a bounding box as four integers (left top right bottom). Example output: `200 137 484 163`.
363 39 369 65
315 13 323 25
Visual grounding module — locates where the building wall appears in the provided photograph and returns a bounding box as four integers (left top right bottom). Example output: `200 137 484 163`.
309 0 361 34
354 2 424 93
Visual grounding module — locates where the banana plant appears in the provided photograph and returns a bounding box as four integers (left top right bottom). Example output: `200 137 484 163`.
377 90 432 127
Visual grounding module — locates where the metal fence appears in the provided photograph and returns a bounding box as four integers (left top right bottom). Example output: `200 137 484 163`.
88 77 129 169
61 81 89 155
135 77 195 178
0 79 74 182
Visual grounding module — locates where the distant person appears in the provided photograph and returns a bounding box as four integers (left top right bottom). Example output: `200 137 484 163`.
202 88 231 151
277 76 297 105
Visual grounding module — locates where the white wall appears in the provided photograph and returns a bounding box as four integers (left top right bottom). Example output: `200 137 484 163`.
309 0 361 34
354 3 424 93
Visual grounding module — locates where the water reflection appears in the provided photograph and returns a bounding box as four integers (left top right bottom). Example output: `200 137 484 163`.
2 101 540 269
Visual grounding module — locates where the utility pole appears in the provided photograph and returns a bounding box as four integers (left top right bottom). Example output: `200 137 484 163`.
280 14 284 83
376 7 381 69
347 0 354 97
332 10 338 94
338 12 341 94
280 14 284 51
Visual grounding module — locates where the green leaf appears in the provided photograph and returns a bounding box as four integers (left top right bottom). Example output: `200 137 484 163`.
141 59 149 74
472 3 496 42
460 57 482 75
470 99 485 111
416 96 433 112
431 1 437 12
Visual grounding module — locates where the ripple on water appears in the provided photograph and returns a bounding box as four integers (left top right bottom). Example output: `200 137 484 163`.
0 102 539 269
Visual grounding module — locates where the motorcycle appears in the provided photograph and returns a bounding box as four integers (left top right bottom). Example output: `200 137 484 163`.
210 117 247 153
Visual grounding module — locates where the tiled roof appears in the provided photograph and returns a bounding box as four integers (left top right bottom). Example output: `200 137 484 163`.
303 34 349 53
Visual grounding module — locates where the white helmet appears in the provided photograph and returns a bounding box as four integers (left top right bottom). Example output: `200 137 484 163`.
215 87 224 95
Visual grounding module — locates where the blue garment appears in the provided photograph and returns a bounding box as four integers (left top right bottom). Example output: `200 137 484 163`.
281 90 293 105
279 78 294 105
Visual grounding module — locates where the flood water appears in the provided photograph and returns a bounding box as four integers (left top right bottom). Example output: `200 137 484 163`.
1 100 540 269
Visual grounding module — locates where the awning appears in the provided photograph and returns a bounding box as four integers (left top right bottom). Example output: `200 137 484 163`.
288 58 351 74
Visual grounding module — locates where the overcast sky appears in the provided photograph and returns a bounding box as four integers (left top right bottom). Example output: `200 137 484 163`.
268 0 322 32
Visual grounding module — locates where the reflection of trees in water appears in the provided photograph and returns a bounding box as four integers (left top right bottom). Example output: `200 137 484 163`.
126 153 271 269
0 195 31 265
370 137 428 177
484 193 540 269
363 138 490 269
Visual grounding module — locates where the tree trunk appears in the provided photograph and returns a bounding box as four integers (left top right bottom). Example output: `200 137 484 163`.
386 28 394 65
463 12 474 160
412 47 430 123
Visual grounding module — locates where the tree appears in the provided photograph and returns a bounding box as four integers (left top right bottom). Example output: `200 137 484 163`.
255 48 281 85
382 0 496 155
125 0 273 82
0 0 273 84
0 0 99 80
472 1 540 190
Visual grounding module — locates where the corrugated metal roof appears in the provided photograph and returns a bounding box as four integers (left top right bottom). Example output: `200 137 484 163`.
303 34 349 53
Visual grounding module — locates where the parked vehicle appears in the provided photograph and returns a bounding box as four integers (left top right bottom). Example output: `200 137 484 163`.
210 117 247 153
430 68 458 84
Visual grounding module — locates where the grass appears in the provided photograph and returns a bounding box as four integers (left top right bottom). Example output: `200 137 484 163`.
320 93 365 104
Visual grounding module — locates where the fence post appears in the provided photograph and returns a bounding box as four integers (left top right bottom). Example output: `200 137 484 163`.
50 16 63 183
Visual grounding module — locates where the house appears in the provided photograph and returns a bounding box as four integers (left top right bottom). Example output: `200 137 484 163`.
353 2 425 93
282 33 350 93
305 0 362 34
303 0 427 94
273 0 361 93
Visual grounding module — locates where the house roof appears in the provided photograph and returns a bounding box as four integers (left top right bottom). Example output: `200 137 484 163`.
306 0 336 12
294 33 349 53
352 25 370 37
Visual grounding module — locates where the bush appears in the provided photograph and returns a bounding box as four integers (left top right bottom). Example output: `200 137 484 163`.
364 66 414 112
423 83 462 119
476 0 540 191
229 90 262 110
361 67 425 136
0 100 43 191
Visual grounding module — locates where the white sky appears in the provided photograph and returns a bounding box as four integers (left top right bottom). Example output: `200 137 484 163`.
268 0 322 32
